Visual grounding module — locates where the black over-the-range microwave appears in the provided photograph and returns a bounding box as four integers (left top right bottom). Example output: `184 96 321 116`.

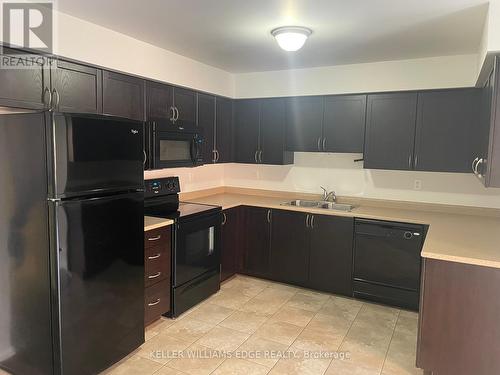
144 120 204 169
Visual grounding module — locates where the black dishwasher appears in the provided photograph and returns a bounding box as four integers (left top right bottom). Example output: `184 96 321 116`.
353 219 425 310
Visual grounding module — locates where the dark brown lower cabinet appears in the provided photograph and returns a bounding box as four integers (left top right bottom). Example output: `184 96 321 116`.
270 209 310 285
221 207 241 281
144 226 172 326
417 259 500 375
269 209 354 295
241 206 271 278
308 215 354 296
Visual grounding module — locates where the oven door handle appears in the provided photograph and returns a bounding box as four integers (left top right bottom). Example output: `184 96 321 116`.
190 138 198 164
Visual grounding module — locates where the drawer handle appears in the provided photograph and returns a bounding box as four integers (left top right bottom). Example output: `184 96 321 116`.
148 253 162 260
148 235 161 241
148 272 162 279
148 299 161 307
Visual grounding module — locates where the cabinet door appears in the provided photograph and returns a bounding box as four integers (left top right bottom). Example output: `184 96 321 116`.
216 97 234 163
308 215 354 296
198 93 216 164
234 99 260 163
260 98 293 165
414 89 481 173
51 60 102 114
323 95 367 153
147 81 173 121
174 87 197 128
242 206 271 278
364 93 417 170
102 71 145 121
221 208 240 282
270 209 310 286
0 47 46 109
285 96 324 152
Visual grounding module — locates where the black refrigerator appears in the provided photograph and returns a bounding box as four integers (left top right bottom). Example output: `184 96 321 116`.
0 110 145 375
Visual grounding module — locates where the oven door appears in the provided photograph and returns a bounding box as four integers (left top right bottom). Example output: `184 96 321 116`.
174 212 221 287
154 129 203 168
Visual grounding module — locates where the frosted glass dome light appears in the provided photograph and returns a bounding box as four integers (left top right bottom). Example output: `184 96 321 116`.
271 26 312 52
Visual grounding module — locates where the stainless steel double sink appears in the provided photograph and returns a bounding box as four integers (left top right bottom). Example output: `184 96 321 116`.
281 199 356 212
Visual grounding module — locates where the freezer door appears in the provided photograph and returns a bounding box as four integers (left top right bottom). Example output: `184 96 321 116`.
0 112 53 375
52 113 144 198
56 192 144 375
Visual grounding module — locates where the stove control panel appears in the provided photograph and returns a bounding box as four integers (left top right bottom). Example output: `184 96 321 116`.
145 176 180 197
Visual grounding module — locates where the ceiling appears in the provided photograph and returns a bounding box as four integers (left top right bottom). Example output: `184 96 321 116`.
57 0 489 73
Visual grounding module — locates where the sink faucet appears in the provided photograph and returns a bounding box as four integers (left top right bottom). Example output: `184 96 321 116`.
320 186 337 203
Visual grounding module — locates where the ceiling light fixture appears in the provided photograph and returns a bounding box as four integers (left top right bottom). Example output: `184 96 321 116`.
271 26 312 52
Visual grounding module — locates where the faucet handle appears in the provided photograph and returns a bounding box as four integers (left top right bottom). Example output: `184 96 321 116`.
320 186 328 199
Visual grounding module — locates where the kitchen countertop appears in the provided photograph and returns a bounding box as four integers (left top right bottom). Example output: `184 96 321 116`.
184 189 500 269
144 216 174 231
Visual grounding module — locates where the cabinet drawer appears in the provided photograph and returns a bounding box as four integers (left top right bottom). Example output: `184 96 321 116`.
145 279 170 325
144 226 171 249
145 248 170 288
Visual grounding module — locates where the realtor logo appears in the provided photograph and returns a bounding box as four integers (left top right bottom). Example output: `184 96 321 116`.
2 2 53 53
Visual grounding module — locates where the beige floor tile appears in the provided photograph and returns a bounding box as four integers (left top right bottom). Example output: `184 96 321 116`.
307 313 353 337
346 319 394 347
284 292 329 312
209 290 252 309
137 332 192 364
239 297 286 315
186 303 234 325
381 331 420 375
254 287 297 304
268 349 331 375
154 366 189 375
212 358 270 375
266 282 304 294
101 355 163 375
339 338 388 372
319 296 363 321
163 318 215 344
197 326 250 352
292 327 344 352
326 359 381 375
237 336 290 367
356 303 399 331
167 344 225 375
222 279 268 298
145 317 175 341
253 321 303 346
270 306 315 327
394 312 419 337
219 310 269 334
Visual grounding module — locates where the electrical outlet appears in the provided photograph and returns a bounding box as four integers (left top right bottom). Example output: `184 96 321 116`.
414 179 422 190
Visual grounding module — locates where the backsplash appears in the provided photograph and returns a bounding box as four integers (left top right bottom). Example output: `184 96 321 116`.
145 153 500 208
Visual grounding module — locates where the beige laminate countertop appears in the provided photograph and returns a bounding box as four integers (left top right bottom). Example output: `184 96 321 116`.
185 191 500 269
144 216 174 231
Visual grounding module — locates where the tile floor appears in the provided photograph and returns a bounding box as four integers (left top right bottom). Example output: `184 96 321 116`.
101 275 423 375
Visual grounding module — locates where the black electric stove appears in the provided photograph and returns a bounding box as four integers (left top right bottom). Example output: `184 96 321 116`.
144 177 222 317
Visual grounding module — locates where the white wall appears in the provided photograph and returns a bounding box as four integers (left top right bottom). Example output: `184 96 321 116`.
234 54 478 98
145 153 500 208
54 12 234 97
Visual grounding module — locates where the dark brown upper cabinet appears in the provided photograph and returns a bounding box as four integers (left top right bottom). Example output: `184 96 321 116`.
285 96 324 152
270 209 310 286
414 89 481 173
364 92 418 170
215 97 234 163
474 56 500 187
307 214 354 296
241 206 271 278
51 60 102 114
234 98 293 165
0 47 47 110
234 99 260 163
102 71 145 121
173 87 197 129
147 81 173 121
323 95 367 153
198 93 216 163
